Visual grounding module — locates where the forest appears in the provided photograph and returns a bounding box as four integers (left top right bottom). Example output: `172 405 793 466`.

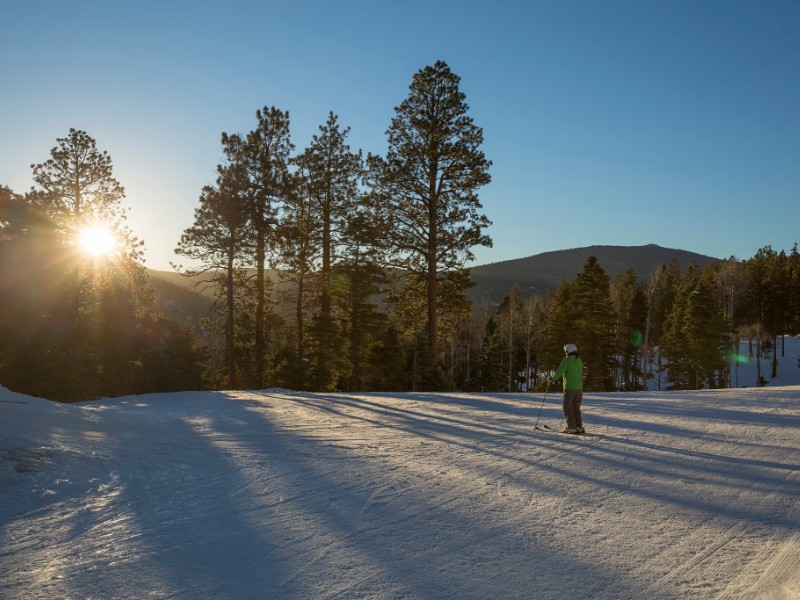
1 61 798 401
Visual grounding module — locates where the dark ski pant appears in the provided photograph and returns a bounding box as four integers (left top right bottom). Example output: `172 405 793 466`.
562 389 583 429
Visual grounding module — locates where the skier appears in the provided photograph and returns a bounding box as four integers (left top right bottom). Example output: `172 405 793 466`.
550 343 585 434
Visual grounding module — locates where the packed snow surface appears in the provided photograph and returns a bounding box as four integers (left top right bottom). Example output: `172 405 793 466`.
2 346 800 599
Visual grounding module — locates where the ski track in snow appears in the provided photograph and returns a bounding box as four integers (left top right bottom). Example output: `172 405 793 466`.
1 381 799 599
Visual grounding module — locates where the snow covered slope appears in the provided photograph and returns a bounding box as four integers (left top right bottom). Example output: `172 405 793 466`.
2 383 798 599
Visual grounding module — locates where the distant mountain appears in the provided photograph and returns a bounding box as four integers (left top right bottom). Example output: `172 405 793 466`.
147 270 214 325
147 244 719 317
468 244 718 305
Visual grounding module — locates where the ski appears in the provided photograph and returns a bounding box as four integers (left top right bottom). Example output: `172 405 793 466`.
536 427 604 438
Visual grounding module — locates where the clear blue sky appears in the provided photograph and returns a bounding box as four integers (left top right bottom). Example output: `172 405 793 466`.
2 0 798 270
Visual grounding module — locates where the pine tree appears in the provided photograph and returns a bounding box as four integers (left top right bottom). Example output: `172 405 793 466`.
789 244 800 336
540 281 576 372
573 256 616 391
0 188 78 398
475 315 507 392
245 106 293 388
743 247 789 382
294 113 364 389
663 266 729 389
337 206 389 391
686 267 730 388
642 261 682 390
29 129 142 257
28 131 155 399
494 285 527 392
298 113 363 317
3 132 204 400
661 268 695 389
610 268 647 390
176 133 252 387
368 61 492 386
521 294 550 390
275 168 320 389
710 258 747 387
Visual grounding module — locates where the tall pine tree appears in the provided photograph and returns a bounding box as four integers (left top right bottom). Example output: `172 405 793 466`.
368 61 492 388
176 133 252 387
295 113 364 390
245 106 293 388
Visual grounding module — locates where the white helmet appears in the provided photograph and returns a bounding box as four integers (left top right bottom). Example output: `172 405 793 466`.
564 343 577 355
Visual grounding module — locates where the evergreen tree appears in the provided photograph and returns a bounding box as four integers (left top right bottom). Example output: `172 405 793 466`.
298 112 363 318
610 268 647 390
0 185 29 239
275 168 320 389
294 113 364 389
540 281 576 373
743 247 788 381
462 300 494 391
521 294 550 390
789 244 800 336
436 268 475 389
662 266 729 389
337 206 390 391
573 256 616 391
661 268 696 389
642 261 682 390
0 191 84 399
365 324 407 391
687 267 731 388
475 315 507 392
710 257 747 387
28 130 156 399
244 106 293 388
29 129 142 259
176 133 252 387
494 284 527 392
368 61 492 386
2 132 204 400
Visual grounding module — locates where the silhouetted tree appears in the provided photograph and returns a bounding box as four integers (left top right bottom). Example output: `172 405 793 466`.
369 60 491 387
176 133 251 387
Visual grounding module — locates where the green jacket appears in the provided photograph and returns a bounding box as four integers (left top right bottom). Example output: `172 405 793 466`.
551 354 584 390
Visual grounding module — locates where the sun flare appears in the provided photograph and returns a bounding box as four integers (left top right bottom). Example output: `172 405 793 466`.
78 225 118 258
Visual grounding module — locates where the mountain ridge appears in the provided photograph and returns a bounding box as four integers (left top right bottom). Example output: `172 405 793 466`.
467 243 718 304
148 243 719 310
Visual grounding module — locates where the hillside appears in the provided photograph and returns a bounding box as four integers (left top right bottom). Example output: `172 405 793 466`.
148 244 719 315
468 244 718 304
147 269 214 325
2 381 798 599
147 267 288 312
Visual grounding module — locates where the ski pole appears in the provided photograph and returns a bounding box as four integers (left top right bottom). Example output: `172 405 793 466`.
533 378 550 431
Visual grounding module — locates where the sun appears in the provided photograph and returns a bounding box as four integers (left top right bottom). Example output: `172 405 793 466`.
78 225 119 258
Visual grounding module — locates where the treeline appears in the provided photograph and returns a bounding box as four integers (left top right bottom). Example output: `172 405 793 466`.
0 61 493 399
2 59 797 400
172 60 492 392
479 248 800 393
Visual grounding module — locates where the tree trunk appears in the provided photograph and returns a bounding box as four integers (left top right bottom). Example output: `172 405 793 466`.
322 182 332 318
771 333 778 379
226 249 236 387
427 168 439 373
297 274 305 360
255 227 265 388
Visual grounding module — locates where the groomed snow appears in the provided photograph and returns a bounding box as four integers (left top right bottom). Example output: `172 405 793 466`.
2 343 800 599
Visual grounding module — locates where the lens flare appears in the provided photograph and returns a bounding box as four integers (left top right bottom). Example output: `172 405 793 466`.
630 330 643 348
